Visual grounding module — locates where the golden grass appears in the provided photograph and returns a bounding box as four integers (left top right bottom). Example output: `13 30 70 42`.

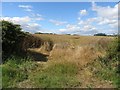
28 34 114 67
33 34 113 46
17 34 115 88
49 45 103 67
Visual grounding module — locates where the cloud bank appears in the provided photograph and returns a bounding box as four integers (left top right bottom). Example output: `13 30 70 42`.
1 2 118 35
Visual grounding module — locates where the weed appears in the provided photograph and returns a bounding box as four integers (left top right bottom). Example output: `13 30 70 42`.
94 37 120 88
2 56 37 88
30 62 79 88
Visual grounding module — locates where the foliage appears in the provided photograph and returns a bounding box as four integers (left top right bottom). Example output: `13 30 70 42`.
1 20 26 61
94 33 107 36
96 37 120 88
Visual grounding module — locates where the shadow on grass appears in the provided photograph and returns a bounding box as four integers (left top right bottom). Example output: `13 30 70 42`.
28 50 49 62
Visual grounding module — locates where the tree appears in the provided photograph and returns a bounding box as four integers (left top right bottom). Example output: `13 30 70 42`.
94 33 107 36
1 20 26 60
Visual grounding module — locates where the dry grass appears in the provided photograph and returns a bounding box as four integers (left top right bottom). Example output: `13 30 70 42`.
27 34 113 66
25 34 114 81
7 33 117 88
49 45 103 67
33 34 113 46
3 32 117 88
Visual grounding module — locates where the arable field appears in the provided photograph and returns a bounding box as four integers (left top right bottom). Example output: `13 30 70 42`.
2 2 120 88
2 33 119 88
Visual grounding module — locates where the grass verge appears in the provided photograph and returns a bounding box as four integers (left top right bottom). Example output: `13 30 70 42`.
29 62 80 88
2 56 37 88
93 38 120 88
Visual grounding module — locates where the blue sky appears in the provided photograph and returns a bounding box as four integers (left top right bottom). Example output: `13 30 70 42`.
2 2 118 35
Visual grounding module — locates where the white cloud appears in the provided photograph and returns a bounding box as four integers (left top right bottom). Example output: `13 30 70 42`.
77 17 81 20
59 29 67 32
78 17 98 25
59 24 80 32
18 5 32 12
21 23 41 33
3 3 118 35
31 13 44 21
59 24 97 35
18 5 32 8
78 20 84 25
59 2 118 35
25 8 32 12
1 16 42 33
109 22 118 29
1 16 31 24
86 17 98 24
98 18 117 25
18 5 44 21
83 25 96 31
80 9 87 16
92 2 118 19
66 24 80 31
77 18 84 25
91 2 118 34
49 19 67 26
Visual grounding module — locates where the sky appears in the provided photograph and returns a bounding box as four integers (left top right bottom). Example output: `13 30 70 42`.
1 2 118 35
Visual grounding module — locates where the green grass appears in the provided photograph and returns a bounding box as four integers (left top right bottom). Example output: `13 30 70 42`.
30 62 80 88
93 60 120 88
2 56 37 88
1 34 118 88
92 38 120 88
2 56 80 88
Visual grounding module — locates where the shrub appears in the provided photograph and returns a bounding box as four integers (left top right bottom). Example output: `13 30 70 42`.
1 20 26 61
96 37 120 88
94 33 107 36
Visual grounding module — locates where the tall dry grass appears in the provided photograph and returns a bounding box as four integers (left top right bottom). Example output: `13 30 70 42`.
25 34 114 67
49 44 102 67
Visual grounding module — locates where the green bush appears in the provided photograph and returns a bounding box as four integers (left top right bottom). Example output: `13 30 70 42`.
1 20 26 61
94 33 107 36
96 37 120 88
107 38 120 60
